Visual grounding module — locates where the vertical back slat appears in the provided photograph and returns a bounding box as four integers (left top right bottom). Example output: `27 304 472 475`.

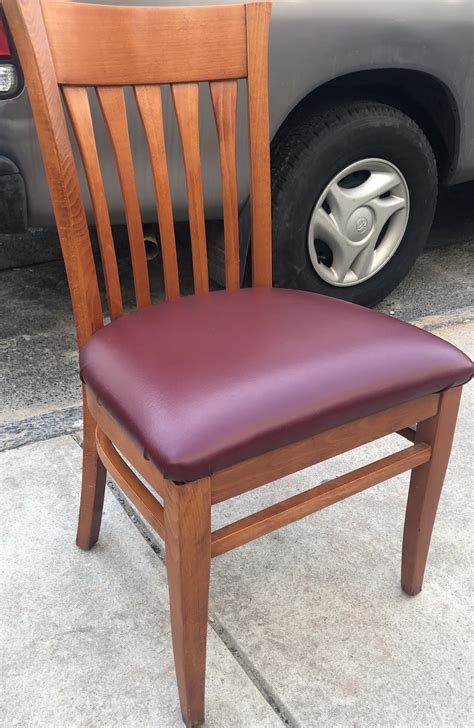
171 83 209 295
210 80 239 290
245 2 272 288
5 0 273 348
63 86 123 319
134 85 180 300
96 86 151 308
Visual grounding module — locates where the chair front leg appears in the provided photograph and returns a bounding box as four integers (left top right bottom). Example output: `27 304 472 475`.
164 477 211 728
402 386 462 595
76 389 107 550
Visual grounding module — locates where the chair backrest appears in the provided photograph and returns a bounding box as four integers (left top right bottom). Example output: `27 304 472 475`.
4 0 272 346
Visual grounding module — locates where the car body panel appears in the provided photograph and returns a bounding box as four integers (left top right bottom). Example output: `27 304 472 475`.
1 0 473 227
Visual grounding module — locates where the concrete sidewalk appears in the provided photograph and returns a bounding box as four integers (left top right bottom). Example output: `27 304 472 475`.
2 319 473 727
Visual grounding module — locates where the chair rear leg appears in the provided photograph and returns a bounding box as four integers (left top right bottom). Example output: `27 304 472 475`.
76 391 107 550
402 386 462 595
164 478 211 728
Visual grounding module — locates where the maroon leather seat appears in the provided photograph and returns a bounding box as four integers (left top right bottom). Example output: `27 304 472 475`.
80 288 472 482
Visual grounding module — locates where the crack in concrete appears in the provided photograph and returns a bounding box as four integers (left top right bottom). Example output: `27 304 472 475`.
67 437 298 727
3 303 472 724
208 615 300 727
106 476 166 562
0 405 82 452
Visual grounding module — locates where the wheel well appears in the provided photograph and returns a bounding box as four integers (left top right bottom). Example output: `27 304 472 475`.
272 69 459 182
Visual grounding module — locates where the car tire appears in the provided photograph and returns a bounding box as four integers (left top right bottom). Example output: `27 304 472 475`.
271 100 438 306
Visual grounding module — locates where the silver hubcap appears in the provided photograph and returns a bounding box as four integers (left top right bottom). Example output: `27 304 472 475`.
308 158 410 287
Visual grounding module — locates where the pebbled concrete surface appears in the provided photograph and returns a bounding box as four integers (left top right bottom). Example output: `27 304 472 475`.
1 239 472 441
209 328 473 726
1 197 473 725
0 229 203 435
1 324 473 727
377 241 473 322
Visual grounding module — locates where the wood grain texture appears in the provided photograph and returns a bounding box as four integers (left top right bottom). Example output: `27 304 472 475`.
211 394 440 504
96 86 151 309
211 443 432 557
401 387 462 595
86 388 166 500
245 1 273 287
3 0 103 347
210 80 240 289
40 1 247 85
172 83 209 294
96 427 165 541
135 85 180 300
63 85 123 319
397 426 417 442
76 388 107 550
165 478 211 726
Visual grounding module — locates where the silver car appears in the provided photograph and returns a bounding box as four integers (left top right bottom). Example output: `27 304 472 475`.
1 0 473 306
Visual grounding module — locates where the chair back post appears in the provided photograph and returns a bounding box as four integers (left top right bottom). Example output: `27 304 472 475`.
4 0 103 346
245 1 273 287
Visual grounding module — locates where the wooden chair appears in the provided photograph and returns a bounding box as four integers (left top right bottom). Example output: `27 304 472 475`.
6 0 472 724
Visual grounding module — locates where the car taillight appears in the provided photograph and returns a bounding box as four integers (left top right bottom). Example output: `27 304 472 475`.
0 15 19 95
0 16 11 56
0 63 17 93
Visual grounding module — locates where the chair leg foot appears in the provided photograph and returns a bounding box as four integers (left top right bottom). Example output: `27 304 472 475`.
165 478 211 728
401 387 462 596
402 582 422 597
76 394 106 551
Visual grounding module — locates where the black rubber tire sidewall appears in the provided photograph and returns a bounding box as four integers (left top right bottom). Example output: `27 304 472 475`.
272 102 438 306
